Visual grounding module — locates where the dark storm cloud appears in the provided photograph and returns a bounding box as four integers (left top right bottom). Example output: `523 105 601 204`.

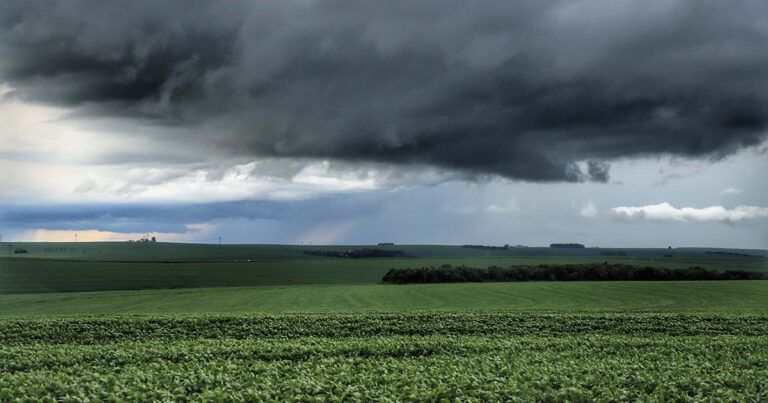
587 161 610 183
1 0 767 181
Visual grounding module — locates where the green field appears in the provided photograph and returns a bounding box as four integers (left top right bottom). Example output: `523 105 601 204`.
2 242 766 294
1 242 766 400
3 256 766 294
1 313 766 401
1 281 766 316
4 241 768 261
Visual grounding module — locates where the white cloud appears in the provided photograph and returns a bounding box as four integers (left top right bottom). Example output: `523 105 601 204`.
719 187 741 195
0 157 427 204
0 95 459 205
609 202 768 223
579 201 599 217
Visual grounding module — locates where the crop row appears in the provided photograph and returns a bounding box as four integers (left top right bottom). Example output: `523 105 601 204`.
1 334 766 401
2 313 767 344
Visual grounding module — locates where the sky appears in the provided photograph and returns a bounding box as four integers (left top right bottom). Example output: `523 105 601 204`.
0 0 766 248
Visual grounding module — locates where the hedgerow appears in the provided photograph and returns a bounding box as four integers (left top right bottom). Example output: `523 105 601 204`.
381 263 767 284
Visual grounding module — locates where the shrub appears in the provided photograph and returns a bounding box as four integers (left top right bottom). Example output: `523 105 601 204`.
381 263 767 284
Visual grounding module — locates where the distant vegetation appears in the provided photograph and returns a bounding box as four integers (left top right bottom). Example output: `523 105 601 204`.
381 263 767 284
129 236 157 243
706 251 764 258
304 248 406 258
461 244 510 250
5 242 765 262
550 243 585 248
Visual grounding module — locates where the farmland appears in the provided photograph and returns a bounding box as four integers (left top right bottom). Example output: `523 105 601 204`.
1 281 766 316
0 242 766 400
4 241 768 262
1 313 767 401
1 242 765 294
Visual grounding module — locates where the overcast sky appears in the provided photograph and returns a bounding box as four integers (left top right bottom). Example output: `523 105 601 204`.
0 0 766 248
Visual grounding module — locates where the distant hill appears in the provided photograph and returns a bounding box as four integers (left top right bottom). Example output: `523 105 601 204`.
1 242 766 262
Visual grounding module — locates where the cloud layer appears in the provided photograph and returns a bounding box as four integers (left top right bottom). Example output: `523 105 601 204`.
2 0 767 182
610 202 768 223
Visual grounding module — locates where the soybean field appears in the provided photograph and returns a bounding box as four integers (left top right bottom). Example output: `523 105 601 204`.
0 242 766 401
1 313 766 401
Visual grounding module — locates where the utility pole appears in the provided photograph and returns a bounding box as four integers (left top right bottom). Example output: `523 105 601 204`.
218 236 222 246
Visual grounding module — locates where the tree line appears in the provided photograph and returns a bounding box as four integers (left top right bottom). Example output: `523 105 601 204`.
550 243 585 249
461 244 510 250
381 263 766 284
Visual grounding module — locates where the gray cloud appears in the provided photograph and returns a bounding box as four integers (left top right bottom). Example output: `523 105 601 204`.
587 161 610 183
1 0 767 181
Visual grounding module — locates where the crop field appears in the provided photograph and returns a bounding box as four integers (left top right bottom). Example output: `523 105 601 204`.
1 313 767 401
1 242 765 294
2 256 766 295
0 242 766 400
1 280 766 315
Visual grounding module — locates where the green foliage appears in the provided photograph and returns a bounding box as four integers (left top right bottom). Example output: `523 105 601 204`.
382 263 768 284
1 280 767 315
1 313 767 343
1 313 766 401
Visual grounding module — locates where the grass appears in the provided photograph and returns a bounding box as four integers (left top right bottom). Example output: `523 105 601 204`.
1 313 766 401
1 280 766 315
2 255 765 294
